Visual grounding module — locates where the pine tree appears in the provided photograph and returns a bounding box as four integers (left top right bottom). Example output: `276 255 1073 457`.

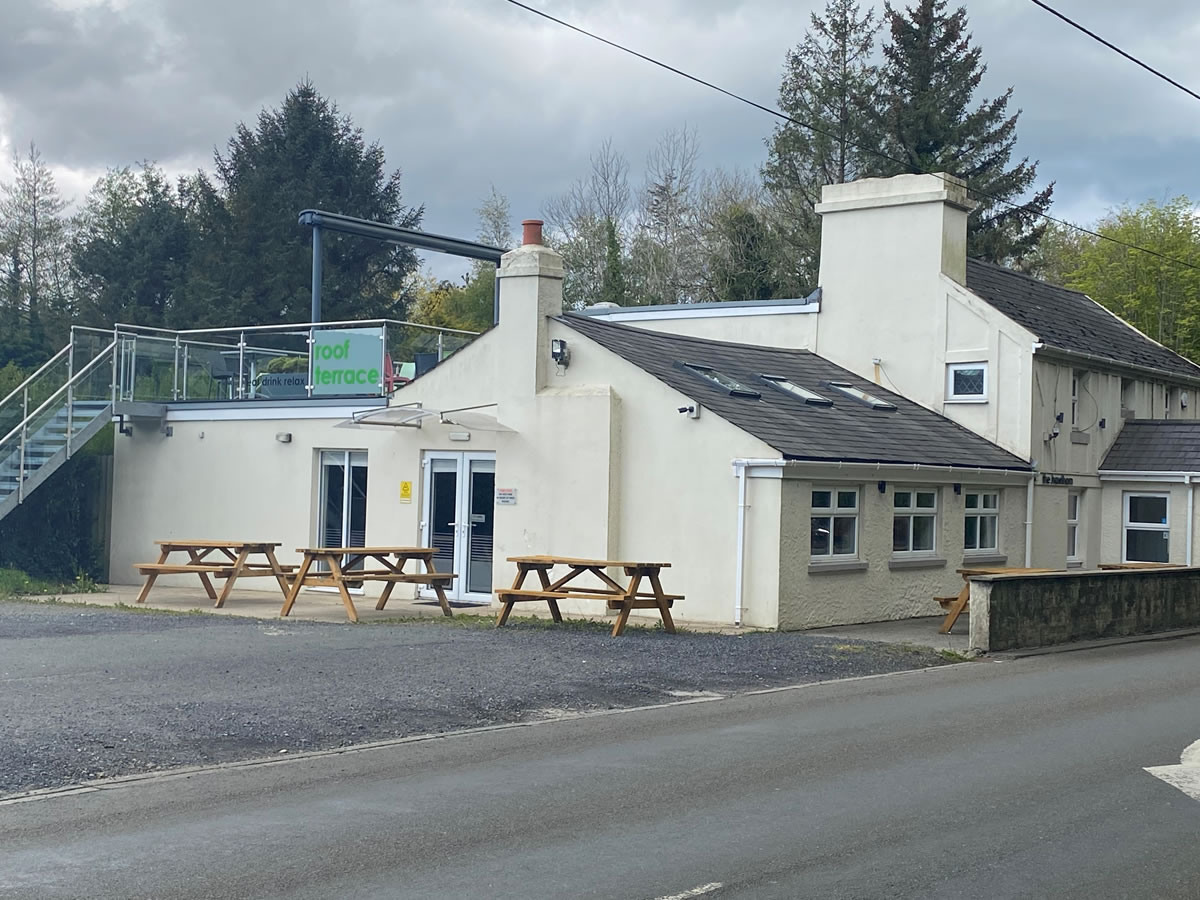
763 0 881 291
876 0 1053 263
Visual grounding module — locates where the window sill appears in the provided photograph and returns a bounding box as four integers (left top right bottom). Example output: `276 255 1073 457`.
1066 559 1083 569
945 397 988 404
963 552 1007 566
808 559 869 575
888 556 947 571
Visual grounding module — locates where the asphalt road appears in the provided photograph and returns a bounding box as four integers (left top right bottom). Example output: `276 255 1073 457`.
0 600 946 795
2 635 1198 899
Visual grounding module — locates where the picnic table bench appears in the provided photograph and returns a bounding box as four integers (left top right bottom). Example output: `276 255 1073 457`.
134 540 294 608
281 546 456 623
934 566 1059 634
496 556 681 636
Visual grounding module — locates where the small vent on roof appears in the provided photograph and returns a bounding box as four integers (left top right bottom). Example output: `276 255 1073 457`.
824 381 897 410
680 363 761 399
760 375 832 406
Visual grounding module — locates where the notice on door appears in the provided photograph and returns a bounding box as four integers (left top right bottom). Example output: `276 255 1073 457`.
399 480 413 504
496 487 517 506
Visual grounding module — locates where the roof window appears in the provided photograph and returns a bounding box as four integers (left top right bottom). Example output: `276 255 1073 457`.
824 381 897 410
760 375 833 406
681 363 760 398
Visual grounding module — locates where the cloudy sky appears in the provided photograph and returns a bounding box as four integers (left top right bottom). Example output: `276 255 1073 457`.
2 0 1199 280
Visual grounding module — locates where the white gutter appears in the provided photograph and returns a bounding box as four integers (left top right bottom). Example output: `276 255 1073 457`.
1025 473 1036 567
732 458 788 627
1098 470 1200 483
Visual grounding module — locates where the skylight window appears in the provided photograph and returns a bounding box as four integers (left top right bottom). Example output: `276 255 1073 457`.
681 363 760 398
760 375 833 406
824 381 897 410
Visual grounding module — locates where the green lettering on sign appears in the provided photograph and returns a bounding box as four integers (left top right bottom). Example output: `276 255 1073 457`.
310 327 384 397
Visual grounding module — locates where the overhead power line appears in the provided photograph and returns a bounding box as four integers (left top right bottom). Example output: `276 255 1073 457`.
1029 0 1200 104
501 0 1200 275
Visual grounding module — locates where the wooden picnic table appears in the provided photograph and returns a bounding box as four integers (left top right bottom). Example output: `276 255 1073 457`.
496 556 682 637
280 546 456 623
134 540 293 608
935 566 1059 634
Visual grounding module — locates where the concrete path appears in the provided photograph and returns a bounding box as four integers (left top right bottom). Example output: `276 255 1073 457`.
2 635 1197 899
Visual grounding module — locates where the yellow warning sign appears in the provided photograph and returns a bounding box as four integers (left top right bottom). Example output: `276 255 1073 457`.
399 480 413 504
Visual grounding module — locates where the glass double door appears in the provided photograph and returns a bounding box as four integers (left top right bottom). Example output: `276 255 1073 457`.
422 452 495 603
318 450 368 571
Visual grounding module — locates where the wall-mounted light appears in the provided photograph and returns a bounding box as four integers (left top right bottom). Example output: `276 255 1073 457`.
677 404 700 419
448 432 471 442
275 432 292 443
953 483 961 495
1055 412 1065 423
1099 418 1106 429
877 480 887 494
550 338 571 369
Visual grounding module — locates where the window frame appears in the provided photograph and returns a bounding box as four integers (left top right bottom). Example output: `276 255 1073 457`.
810 486 860 560
946 362 989 403
963 490 1000 553
1066 490 1082 562
892 487 939 556
1122 491 1170 564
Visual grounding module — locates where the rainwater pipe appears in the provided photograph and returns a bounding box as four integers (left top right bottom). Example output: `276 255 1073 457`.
1187 474 1194 567
732 458 788 627
1025 472 1036 568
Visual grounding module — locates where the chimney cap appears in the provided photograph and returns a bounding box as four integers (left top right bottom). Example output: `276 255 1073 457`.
521 219 544 246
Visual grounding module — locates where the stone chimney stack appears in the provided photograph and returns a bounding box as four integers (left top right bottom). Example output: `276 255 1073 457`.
496 218 564 394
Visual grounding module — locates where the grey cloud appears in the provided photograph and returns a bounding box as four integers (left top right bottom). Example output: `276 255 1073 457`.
1 0 1198 280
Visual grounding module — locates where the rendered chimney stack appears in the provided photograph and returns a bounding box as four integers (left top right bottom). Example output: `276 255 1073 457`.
522 219 544 246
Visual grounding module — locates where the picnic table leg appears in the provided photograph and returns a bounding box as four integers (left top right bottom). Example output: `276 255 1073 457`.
375 580 397 611
326 555 359 623
496 566 527 627
214 546 250 608
539 567 563 623
648 570 677 634
135 546 169 604
939 582 971 634
264 547 292 597
186 549 219 601
611 572 641 637
415 553 453 617
280 554 313 618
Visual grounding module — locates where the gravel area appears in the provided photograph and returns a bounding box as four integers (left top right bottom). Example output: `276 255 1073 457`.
0 600 952 796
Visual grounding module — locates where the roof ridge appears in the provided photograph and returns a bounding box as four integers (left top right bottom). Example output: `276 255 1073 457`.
965 257 1090 299
559 311 817 357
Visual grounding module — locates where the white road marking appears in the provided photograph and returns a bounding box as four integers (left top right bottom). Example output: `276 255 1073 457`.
1145 739 1200 802
650 882 723 900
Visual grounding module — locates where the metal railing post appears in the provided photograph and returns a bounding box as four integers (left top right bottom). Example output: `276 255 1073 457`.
17 386 27 503
66 337 75 457
182 344 190 401
172 335 180 401
380 324 387 397
437 332 445 361
237 331 246 400
306 325 315 399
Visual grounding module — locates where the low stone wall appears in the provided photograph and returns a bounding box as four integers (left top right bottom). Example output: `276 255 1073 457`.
969 568 1200 652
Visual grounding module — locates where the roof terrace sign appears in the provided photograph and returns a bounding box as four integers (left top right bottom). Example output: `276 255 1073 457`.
311 327 384 397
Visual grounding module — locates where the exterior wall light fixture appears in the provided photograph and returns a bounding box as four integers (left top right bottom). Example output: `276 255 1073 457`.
877 480 887 494
275 432 293 443
550 338 570 369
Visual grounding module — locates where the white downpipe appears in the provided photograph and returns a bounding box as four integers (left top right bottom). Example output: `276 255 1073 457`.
1186 475 1194 567
734 464 747 627
1024 473 1036 567
732 458 788 627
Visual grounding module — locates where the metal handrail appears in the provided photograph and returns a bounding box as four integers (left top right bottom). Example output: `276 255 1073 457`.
0 342 117 448
112 318 481 338
0 343 71 410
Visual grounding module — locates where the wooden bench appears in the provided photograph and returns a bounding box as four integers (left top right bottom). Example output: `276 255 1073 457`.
498 557 681 636
134 541 292 608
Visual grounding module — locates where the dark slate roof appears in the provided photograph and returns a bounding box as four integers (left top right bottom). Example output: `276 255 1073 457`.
561 314 1029 471
1100 420 1200 472
965 259 1200 380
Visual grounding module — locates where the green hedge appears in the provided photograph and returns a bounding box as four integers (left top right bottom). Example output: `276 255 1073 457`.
0 426 113 581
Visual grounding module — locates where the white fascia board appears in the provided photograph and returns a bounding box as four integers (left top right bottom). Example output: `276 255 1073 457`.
594 304 818 322
1098 470 1200 482
166 405 378 422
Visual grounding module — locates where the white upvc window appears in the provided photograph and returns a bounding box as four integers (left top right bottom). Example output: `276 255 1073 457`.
811 487 859 558
1066 490 1082 562
1122 492 1170 563
946 362 988 402
964 491 999 552
893 489 938 554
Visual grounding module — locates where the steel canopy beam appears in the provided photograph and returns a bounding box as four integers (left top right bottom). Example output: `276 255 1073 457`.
298 209 507 324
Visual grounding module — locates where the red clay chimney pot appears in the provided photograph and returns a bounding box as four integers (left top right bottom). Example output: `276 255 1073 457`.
521 219 544 246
